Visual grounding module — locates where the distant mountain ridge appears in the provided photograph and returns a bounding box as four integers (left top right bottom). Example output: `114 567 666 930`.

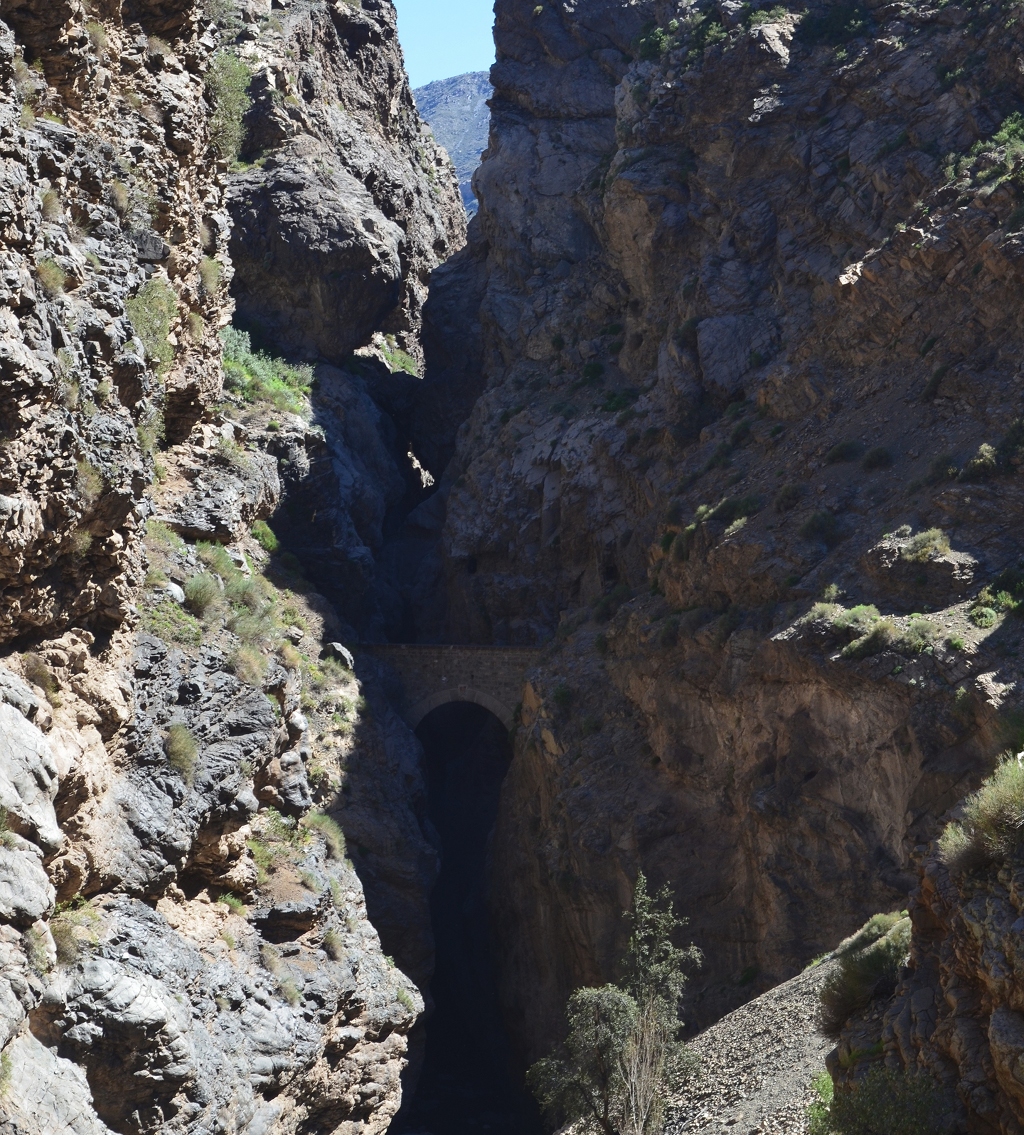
414 71 492 216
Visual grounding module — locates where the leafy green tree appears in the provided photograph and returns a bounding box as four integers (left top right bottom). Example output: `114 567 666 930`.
527 873 701 1135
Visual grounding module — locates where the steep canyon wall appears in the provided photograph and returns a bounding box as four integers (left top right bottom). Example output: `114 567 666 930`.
419 0 1024 1083
0 0 462 1131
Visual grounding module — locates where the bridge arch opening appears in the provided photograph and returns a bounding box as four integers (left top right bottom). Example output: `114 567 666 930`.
390 701 541 1135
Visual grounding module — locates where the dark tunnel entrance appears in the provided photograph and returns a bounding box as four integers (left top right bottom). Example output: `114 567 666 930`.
390 701 543 1135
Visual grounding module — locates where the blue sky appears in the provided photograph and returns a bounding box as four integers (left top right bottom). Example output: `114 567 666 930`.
394 0 496 89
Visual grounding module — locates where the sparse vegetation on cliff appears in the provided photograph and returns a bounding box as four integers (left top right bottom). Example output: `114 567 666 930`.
221 326 312 414
939 756 1024 874
126 279 177 372
207 51 252 164
165 723 199 783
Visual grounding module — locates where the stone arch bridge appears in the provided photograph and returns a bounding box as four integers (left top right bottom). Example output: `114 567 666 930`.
361 644 541 730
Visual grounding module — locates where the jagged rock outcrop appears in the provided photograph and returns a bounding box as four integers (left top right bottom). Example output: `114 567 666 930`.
226 0 466 364
417 0 1024 1066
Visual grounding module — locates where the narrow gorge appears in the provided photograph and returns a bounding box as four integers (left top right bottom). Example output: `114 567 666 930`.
3 0 1024 1133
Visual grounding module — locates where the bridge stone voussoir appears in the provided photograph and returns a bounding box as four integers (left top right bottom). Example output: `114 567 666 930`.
360 644 541 732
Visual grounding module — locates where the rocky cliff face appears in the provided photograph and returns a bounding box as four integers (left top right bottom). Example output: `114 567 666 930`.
227 0 466 364
0 0 460 1130
419 0 1024 1066
833 843 1024 1134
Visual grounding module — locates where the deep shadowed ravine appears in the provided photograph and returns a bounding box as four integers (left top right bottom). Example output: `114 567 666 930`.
390 703 543 1135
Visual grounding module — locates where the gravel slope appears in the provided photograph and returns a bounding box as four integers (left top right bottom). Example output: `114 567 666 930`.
668 960 838 1135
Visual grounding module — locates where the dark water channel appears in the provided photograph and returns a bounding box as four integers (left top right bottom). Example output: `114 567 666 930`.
390 702 543 1135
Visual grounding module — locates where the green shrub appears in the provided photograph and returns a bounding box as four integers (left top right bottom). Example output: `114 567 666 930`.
207 51 252 163
861 446 893 471
217 892 246 915
0 807 14 849
36 258 65 298
141 598 202 645
818 912 909 1037
225 573 266 611
825 439 864 464
165 723 199 783
23 652 58 703
809 1064 945 1135
221 326 312 415
110 181 129 216
528 873 700 1133
85 20 108 52
247 836 276 880
138 408 165 456
215 436 251 471
198 540 236 576
252 519 279 552
898 618 938 653
901 528 949 562
228 608 274 645
969 606 997 628
800 511 841 548
323 926 344 959
637 23 671 59
146 519 185 554
775 483 803 512
230 645 267 685
805 601 841 623
749 5 789 25
302 811 346 858
832 604 880 635
199 257 221 295
187 311 206 342
184 572 220 616
126 279 177 372
50 900 99 966
381 335 419 376
76 460 105 506
939 756 1024 873
71 529 93 559
959 442 998 481
840 618 894 659
41 188 61 220
397 987 416 1012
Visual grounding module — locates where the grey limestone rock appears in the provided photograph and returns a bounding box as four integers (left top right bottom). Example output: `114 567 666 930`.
0 699 62 855
228 0 466 363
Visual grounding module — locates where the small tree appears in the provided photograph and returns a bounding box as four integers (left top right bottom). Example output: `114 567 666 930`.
527 873 701 1135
